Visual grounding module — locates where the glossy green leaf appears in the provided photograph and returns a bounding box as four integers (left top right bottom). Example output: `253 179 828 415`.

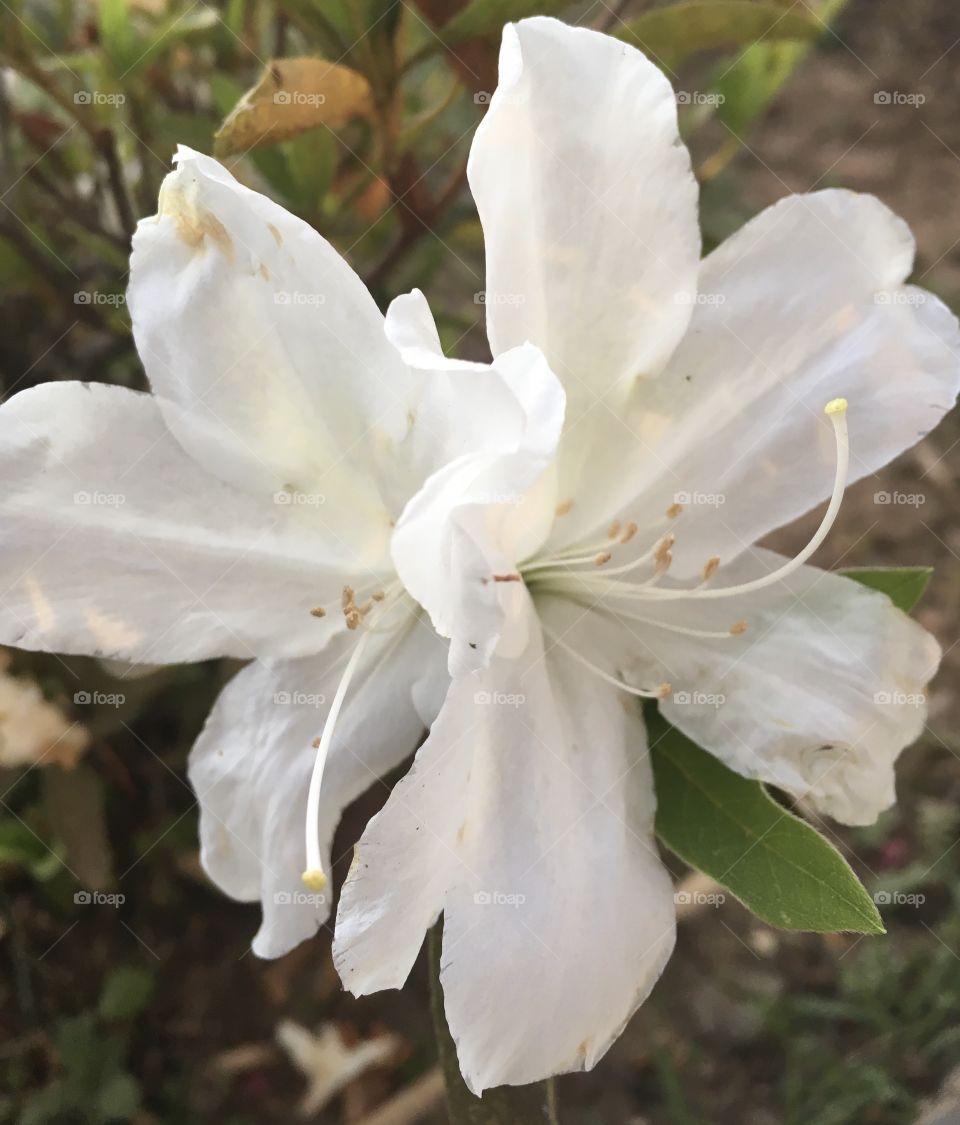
840 566 932 613
615 1 822 68
650 713 884 934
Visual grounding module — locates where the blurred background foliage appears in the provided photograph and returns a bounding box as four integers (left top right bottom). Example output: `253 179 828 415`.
1 0 960 1121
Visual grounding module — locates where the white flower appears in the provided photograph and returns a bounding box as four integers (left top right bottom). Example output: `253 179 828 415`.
332 18 960 1094
0 145 561 957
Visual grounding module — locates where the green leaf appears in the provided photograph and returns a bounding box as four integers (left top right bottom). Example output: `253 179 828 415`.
441 0 573 44
99 966 155 1022
840 567 932 613
650 713 884 934
717 0 848 134
98 0 137 73
614 1 823 68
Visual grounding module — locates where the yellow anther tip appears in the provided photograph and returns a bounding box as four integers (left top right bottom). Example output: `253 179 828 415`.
301 868 328 891
824 397 848 416
657 682 672 699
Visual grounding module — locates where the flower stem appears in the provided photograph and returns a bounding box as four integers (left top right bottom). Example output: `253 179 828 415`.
427 922 560 1124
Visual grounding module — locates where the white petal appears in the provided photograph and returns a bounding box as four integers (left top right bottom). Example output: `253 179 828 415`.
128 146 414 528
189 610 447 958
390 316 565 674
557 550 939 826
334 597 675 1092
552 191 960 572
0 382 365 662
468 17 699 405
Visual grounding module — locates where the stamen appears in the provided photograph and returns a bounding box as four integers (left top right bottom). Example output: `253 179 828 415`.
554 400 851 607
666 502 683 519
555 499 573 516
543 627 671 699
621 521 638 544
594 551 612 566
302 632 372 890
608 519 622 539
310 606 327 618
596 605 748 641
701 557 720 584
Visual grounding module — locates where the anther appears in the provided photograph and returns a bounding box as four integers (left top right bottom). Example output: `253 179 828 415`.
341 586 354 610
594 551 612 566
666 502 683 519
608 520 622 539
555 499 573 516
702 557 720 583
372 591 386 602
657 682 672 699
729 620 748 635
620 521 638 544
494 573 522 583
301 869 327 891
309 606 327 618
